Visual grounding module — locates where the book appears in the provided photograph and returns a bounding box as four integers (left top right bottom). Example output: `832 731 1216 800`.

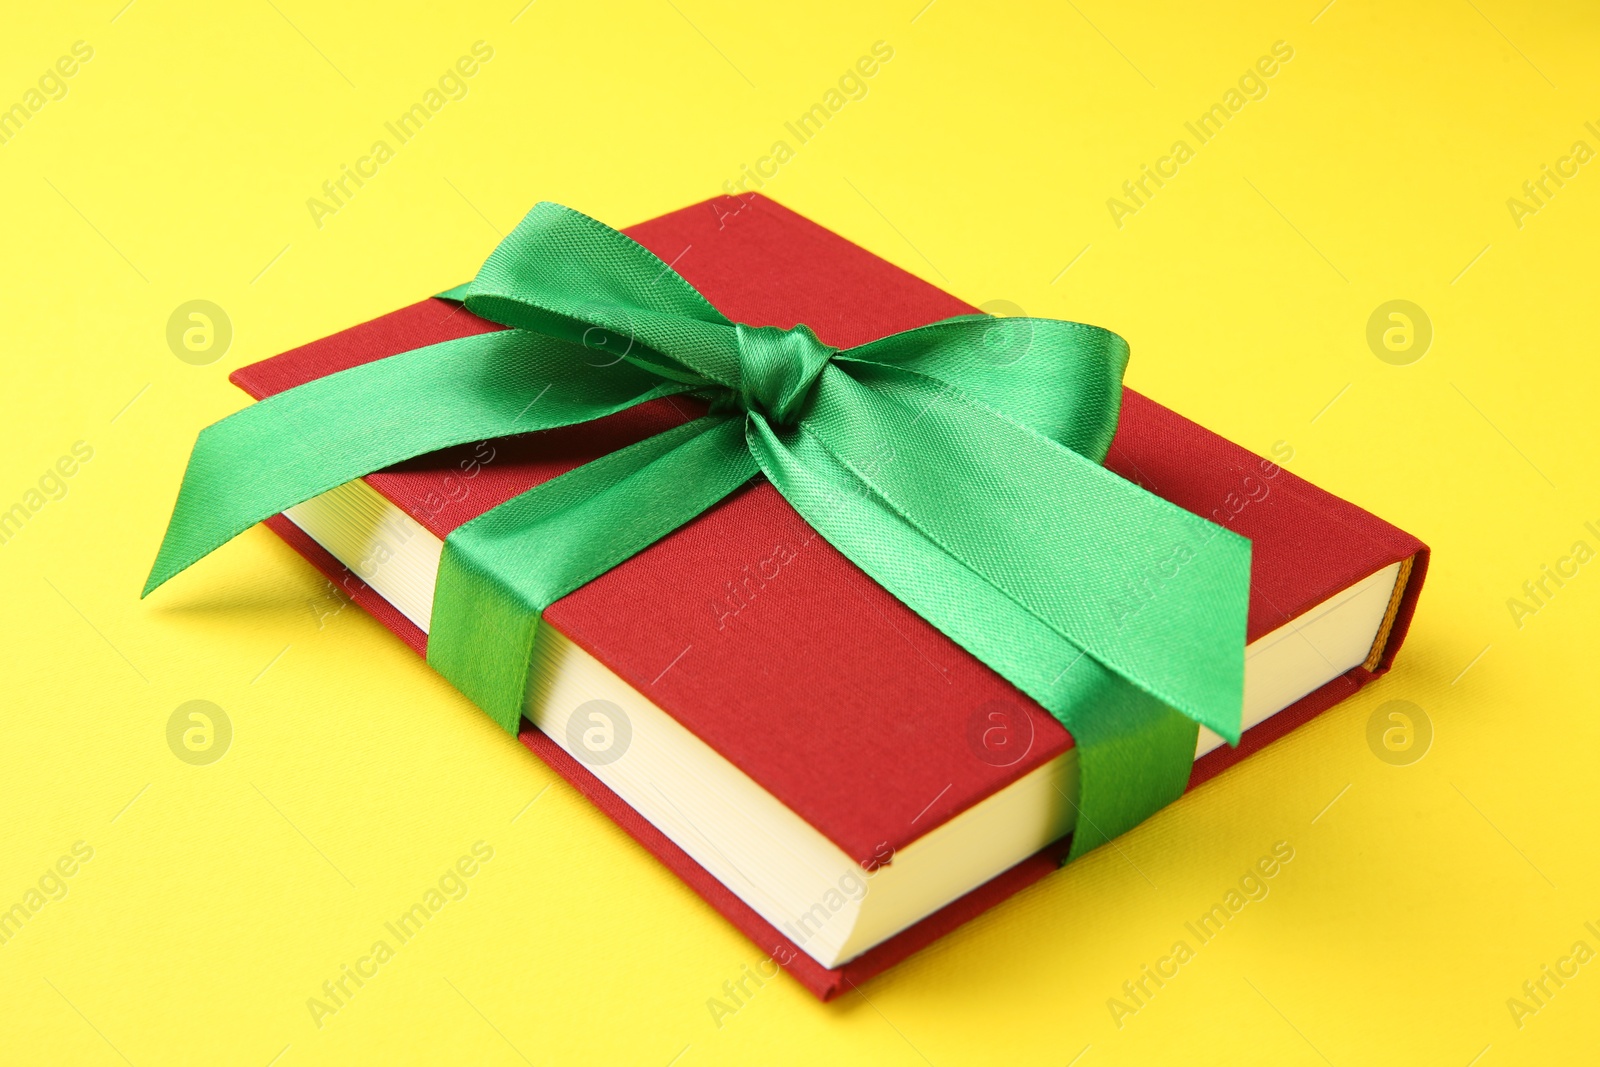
232 193 1427 1000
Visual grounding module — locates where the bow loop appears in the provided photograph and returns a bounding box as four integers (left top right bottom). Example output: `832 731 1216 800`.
837 316 1127 462
459 201 740 389
730 322 836 426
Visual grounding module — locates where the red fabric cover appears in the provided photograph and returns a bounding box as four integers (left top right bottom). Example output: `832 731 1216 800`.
237 193 1428 1000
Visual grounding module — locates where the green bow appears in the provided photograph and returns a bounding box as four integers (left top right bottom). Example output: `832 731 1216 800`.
143 201 1250 859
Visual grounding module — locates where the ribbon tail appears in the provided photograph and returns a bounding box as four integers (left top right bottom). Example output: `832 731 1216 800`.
142 328 687 598
800 364 1251 742
745 414 1198 858
428 414 758 731
750 358 1250 858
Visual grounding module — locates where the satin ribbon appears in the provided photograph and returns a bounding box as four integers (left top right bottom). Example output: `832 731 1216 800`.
143 202 1250 859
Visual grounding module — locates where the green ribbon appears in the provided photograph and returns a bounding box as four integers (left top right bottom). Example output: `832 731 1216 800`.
143 201 1250 859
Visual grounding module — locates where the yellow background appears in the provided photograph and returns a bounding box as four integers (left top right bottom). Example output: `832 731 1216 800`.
3 1 1597 1063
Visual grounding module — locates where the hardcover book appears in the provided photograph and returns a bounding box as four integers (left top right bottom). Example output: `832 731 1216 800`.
229 194 1426 1000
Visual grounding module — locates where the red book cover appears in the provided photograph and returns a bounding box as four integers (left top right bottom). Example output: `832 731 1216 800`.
233 194 1427 1000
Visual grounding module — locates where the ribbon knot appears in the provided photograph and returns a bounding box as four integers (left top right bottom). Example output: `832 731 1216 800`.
729 322 836 427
